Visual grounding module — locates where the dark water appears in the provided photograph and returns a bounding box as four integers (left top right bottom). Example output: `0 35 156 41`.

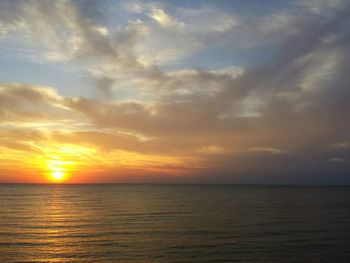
0 185 350 262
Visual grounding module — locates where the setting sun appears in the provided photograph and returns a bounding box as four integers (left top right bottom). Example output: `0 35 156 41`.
51 171 65 181
43 157 76 183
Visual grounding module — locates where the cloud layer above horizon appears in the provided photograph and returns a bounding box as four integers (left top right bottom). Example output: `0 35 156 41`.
0 0 349 183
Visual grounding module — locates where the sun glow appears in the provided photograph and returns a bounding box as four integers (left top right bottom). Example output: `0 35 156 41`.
51 171 65 181
46 158 75 183
0 139 186 183
26 143 100 183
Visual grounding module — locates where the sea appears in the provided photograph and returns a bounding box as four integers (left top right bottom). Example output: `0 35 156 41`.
0 184 349 263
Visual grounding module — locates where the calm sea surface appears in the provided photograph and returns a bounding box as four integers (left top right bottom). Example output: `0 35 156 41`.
0 184 349 262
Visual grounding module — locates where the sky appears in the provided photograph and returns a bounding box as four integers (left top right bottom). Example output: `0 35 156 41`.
0 0 349 184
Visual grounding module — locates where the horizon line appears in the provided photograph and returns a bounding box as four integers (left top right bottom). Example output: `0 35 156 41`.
0 182 349 187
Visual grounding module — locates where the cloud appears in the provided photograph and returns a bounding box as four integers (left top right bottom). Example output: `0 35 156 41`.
0 83 64 121
329 142 350 149
148 5 185 29
0 0 350 183
249 147 289 155
329 157 347 163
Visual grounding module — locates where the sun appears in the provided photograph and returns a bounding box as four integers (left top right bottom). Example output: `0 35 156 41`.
46 159 74 183
51 171 65 181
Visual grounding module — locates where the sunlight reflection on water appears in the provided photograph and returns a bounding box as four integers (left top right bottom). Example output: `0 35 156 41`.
0 184 350 262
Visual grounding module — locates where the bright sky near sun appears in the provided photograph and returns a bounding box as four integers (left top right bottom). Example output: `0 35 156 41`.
0 0 349 184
